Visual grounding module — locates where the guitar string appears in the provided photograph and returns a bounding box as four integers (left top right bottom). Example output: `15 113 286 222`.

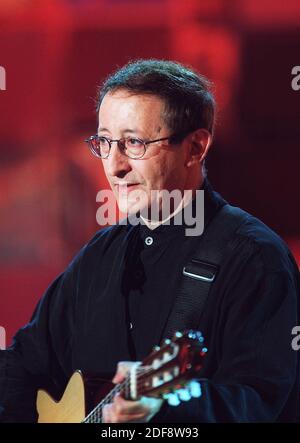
84 355 200 423
84 347 203 422
84 366 154 423
83 366 155 423
84 342 189 421
84 373 142 423
85 370 193 423
83 368 136 422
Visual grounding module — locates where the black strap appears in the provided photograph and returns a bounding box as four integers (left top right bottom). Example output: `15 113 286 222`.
161 204 251 340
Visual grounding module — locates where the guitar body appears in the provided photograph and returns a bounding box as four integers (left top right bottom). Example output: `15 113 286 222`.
37 371 115 423
36 331 207 423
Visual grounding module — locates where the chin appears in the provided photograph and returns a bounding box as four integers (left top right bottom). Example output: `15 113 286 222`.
118 195 149 216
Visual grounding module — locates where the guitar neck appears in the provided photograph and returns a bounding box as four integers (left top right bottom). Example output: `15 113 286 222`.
83 364 149 423
37 330 206 423
83 380 126 423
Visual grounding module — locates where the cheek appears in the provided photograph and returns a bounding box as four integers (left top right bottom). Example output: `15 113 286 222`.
156 154 185 189
134 151 185 190
143 158 167 189
101 160 109 178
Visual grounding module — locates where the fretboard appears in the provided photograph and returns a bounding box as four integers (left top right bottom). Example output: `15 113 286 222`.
83 365 151 423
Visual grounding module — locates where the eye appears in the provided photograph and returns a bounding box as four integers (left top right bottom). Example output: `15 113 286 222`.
98 136 108 144
126 137 144 148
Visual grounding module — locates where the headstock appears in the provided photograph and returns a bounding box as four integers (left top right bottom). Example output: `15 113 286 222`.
136 330 207 405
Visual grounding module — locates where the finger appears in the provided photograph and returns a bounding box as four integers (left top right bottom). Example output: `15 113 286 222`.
112 373 124 384
112 361 141 384
114 393 163 414
114 393 150 415
112 361 131 384
103 400 147 423
114 411 148 423
102 403 116 424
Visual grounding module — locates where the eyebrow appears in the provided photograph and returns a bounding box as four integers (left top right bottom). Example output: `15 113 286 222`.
97 127 140 135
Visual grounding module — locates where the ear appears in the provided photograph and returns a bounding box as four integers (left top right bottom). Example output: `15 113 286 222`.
185 129 212 168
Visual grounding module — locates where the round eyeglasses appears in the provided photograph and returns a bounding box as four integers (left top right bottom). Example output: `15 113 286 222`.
84 135 176 159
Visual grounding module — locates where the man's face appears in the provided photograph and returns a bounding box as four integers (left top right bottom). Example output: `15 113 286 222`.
98 89 189 216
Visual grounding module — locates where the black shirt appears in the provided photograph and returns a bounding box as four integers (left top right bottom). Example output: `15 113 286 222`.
0 180 299 422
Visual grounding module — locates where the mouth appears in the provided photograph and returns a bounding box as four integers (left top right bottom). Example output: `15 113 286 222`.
114 183 141 195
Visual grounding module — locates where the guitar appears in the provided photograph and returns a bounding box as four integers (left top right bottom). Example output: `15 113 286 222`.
37 330 207 423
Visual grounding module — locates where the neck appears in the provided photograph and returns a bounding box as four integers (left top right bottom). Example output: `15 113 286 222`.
140 177 205 230
140 196 187 230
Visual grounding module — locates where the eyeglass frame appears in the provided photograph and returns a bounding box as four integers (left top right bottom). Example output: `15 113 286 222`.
84 133 185 159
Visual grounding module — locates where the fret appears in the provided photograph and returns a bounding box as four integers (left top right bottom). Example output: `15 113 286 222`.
83 365 152 423
37 331 207 423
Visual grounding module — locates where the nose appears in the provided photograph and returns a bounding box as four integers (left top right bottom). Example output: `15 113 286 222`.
104 142 132 178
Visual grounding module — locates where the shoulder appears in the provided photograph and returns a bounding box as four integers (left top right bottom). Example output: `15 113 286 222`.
211 205 299 309
228 205 298 274
85 223 126 248
76 218 135 260
62 220 131 275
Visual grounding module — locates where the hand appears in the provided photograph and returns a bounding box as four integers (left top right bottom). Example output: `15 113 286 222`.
102 361 164 423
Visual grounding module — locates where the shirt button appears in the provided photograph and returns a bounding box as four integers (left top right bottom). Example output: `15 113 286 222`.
145 236 153 246
129 322 133 330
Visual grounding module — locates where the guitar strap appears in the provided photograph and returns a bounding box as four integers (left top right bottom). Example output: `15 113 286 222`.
162 203 251 340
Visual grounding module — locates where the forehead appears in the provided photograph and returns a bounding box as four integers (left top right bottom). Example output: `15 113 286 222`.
98 89 166 131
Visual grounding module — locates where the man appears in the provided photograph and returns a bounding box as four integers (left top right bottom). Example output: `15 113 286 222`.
0 59 299 423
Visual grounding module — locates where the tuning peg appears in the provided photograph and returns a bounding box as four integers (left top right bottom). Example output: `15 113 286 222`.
163 338 171 345
187 330 204 342
188 381 202 398
173 331 183 339
164 392 180 407
200 347 208 356
177 388 191 402
152 345 160 352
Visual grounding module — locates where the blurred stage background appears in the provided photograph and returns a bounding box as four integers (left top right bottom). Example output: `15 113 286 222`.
0 0 299 345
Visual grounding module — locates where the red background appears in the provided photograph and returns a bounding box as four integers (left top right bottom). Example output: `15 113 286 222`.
0 0 300 346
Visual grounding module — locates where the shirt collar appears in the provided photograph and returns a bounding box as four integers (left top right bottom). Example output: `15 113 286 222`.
139 191 190 230
126 178 227 239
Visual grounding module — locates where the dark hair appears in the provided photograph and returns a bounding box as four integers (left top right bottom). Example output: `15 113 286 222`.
96 59 216 139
